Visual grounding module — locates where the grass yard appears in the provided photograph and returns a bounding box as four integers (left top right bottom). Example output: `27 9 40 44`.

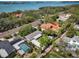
76 31 79 36
45 50 63 58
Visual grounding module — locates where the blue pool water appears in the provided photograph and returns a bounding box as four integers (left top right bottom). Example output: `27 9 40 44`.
0 1 79 12
19 43 30 52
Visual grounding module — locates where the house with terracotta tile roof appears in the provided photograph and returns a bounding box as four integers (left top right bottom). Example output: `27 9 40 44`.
40 22 60 31
15 13 22 18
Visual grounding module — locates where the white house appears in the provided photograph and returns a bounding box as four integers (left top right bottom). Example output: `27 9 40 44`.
63 36 79 51
13 40 25 50
57 13 71 21
9 38 30 56
25 31 42 48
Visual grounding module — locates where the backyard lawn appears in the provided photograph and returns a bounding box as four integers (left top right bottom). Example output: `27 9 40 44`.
44 49 63 58
76 31 79 36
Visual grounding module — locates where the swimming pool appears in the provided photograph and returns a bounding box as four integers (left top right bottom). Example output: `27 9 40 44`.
19 43 30 52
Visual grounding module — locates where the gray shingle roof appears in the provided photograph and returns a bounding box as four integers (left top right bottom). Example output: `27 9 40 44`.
0 41 15 55
31 20 42 27
10 38 22 45
25 31 42 41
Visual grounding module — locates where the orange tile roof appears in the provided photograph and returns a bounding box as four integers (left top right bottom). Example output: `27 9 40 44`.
40 22 60 31
15 13 22 17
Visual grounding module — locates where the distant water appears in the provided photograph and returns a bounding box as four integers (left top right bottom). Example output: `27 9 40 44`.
0 1 79 12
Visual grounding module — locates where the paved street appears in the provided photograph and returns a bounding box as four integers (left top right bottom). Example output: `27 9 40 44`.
0 20 41 38
37 45 53 58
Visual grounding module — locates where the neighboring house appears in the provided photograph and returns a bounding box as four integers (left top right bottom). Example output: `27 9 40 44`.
31 20 42 29
9 38 30 56
15 13 22 18
57 13 71 21
25 31 42 41
0 41 15 58
63 36 79 51
40 22 60 32
25 31 42 48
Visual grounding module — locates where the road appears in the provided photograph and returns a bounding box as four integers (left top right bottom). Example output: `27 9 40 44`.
0 24 26 38
37 45 53 58
0 20 41 38
60 31 67 39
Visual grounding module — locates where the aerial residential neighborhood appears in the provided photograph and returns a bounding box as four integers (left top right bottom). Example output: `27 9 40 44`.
0 1 79 58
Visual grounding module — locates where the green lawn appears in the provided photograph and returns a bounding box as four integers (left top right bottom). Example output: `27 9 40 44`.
54 50 71 58
45 50 63 58
38 34 52 47
76 31 79 36
45 48 72 58
45 42 72 58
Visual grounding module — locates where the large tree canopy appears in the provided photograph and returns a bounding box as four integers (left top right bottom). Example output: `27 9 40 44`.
66 24 76 38
38 34 52 47
19 24 36 36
